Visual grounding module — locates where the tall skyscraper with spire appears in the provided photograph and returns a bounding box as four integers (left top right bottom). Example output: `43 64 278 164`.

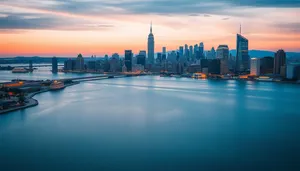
235 24 249 72
147 22 155 65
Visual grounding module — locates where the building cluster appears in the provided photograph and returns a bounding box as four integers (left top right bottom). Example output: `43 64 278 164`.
62 53 124 73
56 23 299 80
250 50 300 80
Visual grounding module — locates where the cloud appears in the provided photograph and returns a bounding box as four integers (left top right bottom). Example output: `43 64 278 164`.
0 12 114 31
272 22 300 34
3 0 300 17
222 17 230 20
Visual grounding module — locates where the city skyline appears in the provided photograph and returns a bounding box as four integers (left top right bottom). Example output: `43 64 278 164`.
0 0 300 57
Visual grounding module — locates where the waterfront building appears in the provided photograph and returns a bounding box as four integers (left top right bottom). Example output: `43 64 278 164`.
216 45 229 59
132 64 144 72
236 33 249 72
200 59 209 71
286 63 300 79
273 49 286 76
87 61 96 71
250 58 260 76
188 64 202 73
109 58 119 73
220 59 229 75
137 51 146 67
260 57 274 75
147 23 155 65
52 57 58 73
64 59 76 71
208 59 221 74
76 54 84 71
125 50 133 72
122 64 127 73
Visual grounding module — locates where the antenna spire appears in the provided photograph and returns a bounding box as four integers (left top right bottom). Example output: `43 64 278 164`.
150 21 152 33
240 23 242 35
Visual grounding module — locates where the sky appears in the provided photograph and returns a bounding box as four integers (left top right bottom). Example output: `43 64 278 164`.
0 0 300 57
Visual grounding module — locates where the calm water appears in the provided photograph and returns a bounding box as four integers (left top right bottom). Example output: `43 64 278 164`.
0 67 101 83
1 71 300 171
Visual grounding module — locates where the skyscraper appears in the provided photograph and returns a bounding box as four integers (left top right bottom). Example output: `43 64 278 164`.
189 45 193 61
236 31 249 72
216 45 229 75
137 50 146 67
273 49 286 75
76 54 84 70
125 50 133 72
52 57 58 73
250 58 260 76
162 47 167 61
199 42 204 59
194 44 199 60
184 44 189 59
216 45 229 59
179 46 184 57
147 23 155 65
260 57 274 75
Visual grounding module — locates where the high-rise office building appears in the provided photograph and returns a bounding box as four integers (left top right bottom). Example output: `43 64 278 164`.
208 59 221 74
179 46 184 57
273 49 286 75
137 51 146 67
189 45 193 61
147 23 155 65
236 32 249 72
211 47 216 59
112 53 120 60
260 57 274 75
199 42 204 59
52 57 58 73
287 63 300 80
76 54 84 70
216 45 229 59
184 44 189 59
162 47 166 55
125 50 133 72
194 44 199 60
250 58 260 76
156 53 162 63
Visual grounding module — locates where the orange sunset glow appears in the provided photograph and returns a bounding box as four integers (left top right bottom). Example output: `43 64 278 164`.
0 0 300 57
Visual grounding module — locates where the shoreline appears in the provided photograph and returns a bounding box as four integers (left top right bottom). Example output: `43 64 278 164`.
0 82 79 115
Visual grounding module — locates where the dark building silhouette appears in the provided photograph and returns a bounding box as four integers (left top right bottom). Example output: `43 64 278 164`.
87 61 96 71
156 53 162 63
64 59 76 71
200 59 209 71
236 34 249 72
125 50 133 72
137 55 146 67
208 59 221 74
260 56 274 75
273 49 286 75
52 57 58 73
